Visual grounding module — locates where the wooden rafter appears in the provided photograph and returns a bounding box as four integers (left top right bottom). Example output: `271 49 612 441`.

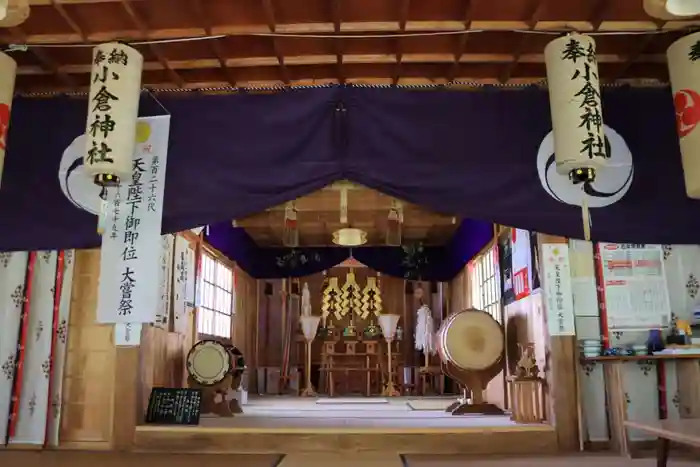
118 0 185 88
588 0 610 31
8 28 75 88
188 0 237 87
498 0 546 84
50 0 87 41
3 0 696 94
447 0 473 83
392 0 411 85
260 0 290 85
613 21 668 81
330 0 344 84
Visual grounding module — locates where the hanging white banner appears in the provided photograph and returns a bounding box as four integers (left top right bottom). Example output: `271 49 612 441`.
173 235 192 334
542 243 576 336
96 115 170 324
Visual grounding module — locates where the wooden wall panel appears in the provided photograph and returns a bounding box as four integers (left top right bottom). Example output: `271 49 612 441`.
60 249 115 450
233 266 257 386
538 233 579 451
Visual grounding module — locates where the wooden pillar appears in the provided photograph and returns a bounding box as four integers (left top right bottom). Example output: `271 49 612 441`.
112 345 139 450
538 233 579 452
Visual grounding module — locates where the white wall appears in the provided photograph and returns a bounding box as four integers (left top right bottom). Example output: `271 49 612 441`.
573 241 700 443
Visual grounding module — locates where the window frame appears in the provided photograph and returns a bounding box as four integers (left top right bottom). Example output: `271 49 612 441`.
469 242 502 323
196 246 235 339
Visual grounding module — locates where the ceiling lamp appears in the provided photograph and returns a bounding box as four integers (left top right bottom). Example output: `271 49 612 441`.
643 0 700 19
0 0 30 27
332 227 367 247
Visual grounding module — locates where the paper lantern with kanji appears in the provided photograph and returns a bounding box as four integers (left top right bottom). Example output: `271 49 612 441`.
84 42 143 187
544 33 608 186
0 51 17 190
667 31 700 198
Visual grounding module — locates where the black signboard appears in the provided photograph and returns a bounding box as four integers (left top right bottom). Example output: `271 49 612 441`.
145 388 202 425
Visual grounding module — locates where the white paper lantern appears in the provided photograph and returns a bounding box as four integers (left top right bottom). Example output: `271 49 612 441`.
84 42 143 187
0 51 16 190
667 32 700 199
545 33 607 182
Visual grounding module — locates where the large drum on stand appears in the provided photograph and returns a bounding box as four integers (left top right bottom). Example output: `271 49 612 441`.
436 308 505 415
186 340 246 416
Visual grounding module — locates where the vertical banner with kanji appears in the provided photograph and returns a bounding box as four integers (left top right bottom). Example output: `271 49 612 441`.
96 115 170 324
542 243 575 336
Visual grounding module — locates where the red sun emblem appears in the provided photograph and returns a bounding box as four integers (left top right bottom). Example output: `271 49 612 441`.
674 89 700 138
0 104 9 151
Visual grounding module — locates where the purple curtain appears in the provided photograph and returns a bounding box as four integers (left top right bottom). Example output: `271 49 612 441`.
205 218 492 281
0 85 697 253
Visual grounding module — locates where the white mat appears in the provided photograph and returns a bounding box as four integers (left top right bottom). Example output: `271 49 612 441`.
280 454 402 467
316 397 389 404
407 399 455 411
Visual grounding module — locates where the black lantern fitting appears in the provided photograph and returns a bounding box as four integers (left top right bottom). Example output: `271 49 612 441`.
94 173 120 187
568 167 596 185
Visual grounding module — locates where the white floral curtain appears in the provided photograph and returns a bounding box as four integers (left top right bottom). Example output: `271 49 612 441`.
0 250 75 446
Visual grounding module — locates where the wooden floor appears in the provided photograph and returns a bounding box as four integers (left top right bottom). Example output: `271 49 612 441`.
133 396 557 454
0 452 697 467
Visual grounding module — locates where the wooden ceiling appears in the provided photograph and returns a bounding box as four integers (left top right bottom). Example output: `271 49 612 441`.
235 186 459 247
2 0 699 94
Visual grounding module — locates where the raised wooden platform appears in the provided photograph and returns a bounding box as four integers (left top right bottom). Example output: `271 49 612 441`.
133 396 557 455
134 423 557 454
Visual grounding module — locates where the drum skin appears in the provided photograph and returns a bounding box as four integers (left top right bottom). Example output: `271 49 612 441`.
186 340 233 386
437 308 504 371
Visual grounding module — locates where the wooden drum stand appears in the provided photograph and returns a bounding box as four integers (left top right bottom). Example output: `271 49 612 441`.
437 308 506 416
186 340 246 417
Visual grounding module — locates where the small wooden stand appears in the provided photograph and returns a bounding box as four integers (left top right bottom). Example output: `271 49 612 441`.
442 360 504 415
507 376 545 423
187 373 243 417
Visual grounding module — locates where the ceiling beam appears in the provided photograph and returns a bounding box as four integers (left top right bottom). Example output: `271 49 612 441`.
498 0 546 84
330 0 345 84
260 0 291 86
188 0 238 87
118 0 185 88
612 21 668 81
8 27 76 88
392 0 411 85
2 20 693 46
15 53 667 77
446 0 473 83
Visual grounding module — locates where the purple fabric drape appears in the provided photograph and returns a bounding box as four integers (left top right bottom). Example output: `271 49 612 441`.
0 85 697 253
206 218 492 281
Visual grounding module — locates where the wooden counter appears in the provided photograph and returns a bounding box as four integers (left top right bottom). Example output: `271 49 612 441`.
581 354 700 456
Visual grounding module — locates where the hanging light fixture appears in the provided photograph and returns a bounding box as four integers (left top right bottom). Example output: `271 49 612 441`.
332 227 367 247
0 51 16 190
667 31 700 198
644 0 700 19
84 42 144 188
544 32 606 240
0 0 30 27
